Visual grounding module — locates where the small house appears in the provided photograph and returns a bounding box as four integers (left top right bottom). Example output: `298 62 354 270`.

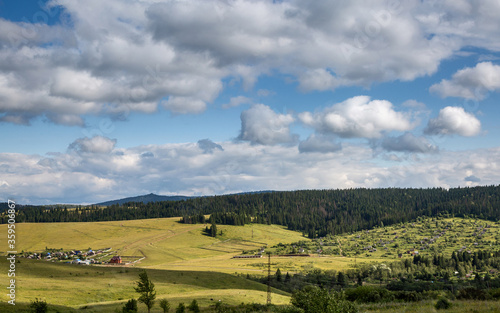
110 256 122 264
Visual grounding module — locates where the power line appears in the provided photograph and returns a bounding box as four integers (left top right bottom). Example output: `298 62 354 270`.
267 253 271 305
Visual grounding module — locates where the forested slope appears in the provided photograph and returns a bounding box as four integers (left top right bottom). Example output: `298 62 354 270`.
3 186 500 238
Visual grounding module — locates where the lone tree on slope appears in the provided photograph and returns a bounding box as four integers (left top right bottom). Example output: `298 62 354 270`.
134 271 156 313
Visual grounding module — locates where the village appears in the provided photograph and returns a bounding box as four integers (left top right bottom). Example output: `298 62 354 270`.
20 247 140 266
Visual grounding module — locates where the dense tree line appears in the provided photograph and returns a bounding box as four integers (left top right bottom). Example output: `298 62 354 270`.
180 213 206 224
3 186 500 238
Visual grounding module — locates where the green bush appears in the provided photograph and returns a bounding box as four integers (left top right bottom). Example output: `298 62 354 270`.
392 291 423 302
271 306 304 313
122 299 138 313
188 299 200 313
457 287 490 300
489 288 500 300
176 303 186 313
435 297 452 310
345 286 393 303
291 286 358 313
29 298 48 313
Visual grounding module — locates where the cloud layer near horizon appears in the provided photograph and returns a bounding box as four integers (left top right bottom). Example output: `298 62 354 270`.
1 136 497 204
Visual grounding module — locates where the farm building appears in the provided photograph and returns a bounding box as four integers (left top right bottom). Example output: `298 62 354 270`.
109 256 122 264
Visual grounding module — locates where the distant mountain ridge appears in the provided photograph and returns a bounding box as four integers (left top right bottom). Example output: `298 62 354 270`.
95 193 191 206
95 190 275 206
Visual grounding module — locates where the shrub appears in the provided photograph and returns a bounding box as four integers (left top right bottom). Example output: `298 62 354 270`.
176 302 186 313
435 297 452 310
392 291 423 302
214 302 230 313
188 299 200 313
490 288 500 300
457 287 490 300
122 299 138 313
345 286 394 303
291 286 358 313
29 298 48 313
271 306 305 313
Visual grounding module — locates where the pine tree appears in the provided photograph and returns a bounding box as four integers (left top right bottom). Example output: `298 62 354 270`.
337 271 346 288
134 271 156 313
211 221 217 237
276 268 282 282
188 299 200 313
122 299 138 313
176 303 186 313
159 299 171 313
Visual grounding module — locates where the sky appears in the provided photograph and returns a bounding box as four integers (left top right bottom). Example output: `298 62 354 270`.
1 0 500 204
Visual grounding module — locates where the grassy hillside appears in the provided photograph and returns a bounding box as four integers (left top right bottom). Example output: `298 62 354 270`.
271 217 500 261
0 257 290 312
1 217 309 268
2 216 500 312
0 218 304 311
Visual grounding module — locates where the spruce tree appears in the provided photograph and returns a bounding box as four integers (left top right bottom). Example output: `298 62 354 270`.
188 299 200 313
134 271 156 313
211 221 217 237
276 268 282 282
159 299 171 313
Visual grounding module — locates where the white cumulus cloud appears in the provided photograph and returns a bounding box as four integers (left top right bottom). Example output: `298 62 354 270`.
299 96 413 139
238 104 296 145
424 106 481 137
430 62 500 99
68 136 117 154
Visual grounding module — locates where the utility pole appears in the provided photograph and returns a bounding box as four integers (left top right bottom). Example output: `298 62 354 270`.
267 253 271 305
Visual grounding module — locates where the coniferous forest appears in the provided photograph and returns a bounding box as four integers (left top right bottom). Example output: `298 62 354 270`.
3 186 500 239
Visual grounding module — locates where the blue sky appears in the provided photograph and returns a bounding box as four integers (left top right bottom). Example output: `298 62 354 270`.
1 0 500 204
